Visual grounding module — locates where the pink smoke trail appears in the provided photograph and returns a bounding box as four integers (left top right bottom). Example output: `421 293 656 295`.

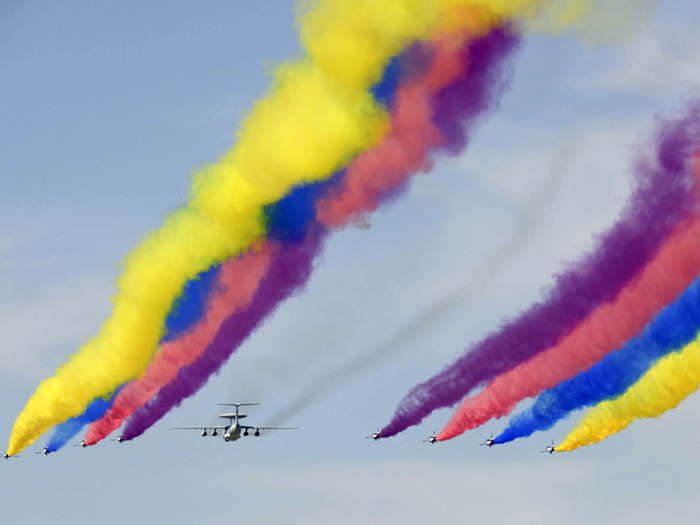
437 153 700 441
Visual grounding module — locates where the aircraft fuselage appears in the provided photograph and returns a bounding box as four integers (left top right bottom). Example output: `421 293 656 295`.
223 422 242 442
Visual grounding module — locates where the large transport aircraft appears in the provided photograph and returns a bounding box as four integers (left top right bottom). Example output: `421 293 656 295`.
173 402 297 442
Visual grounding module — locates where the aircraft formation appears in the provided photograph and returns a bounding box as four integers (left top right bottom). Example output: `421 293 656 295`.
6 403 563 461
6 2 699 462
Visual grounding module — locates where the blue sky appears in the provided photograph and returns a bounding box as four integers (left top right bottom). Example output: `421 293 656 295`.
2 1 700 524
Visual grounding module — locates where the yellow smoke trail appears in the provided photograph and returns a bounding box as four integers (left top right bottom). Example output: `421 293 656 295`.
557 340 700 452
6 0 656 456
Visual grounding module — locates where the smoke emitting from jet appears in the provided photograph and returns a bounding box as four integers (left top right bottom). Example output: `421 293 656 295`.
5 1 676 457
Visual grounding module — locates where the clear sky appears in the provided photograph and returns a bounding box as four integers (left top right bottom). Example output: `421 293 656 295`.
2 1 700 524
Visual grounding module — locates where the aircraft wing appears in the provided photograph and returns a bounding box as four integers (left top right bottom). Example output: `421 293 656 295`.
240 426 298 431
172 426 228 430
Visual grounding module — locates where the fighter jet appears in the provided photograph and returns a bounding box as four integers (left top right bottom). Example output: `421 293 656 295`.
173 402 297 443
366 429 380 441
540 441 557 454
35 447 51 456
423 432 438 444
481 434 495 448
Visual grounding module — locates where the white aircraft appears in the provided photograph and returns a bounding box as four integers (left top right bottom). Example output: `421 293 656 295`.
481 434 495 448
366 429 380 441
424 432 438 444
173 403 297 442
540 441 557 454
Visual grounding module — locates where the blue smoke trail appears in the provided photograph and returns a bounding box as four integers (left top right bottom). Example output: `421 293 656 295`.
494 275 700 444
45 386 124 452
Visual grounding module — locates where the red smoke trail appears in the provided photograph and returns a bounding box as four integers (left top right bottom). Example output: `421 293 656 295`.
437 154 700 441
84 246 273 445
317 37 465 227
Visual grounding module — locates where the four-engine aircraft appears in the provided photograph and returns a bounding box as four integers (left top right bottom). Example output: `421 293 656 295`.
173 402 297 442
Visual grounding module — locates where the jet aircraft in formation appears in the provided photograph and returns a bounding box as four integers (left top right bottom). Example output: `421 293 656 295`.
366 429 557 455
3 402 297 460
540 441 557 454
481 435 495 448
424 432 438 444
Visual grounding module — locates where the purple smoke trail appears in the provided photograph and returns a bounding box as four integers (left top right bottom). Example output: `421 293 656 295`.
432 28 518 154
121 231 323 440
379 106 700 438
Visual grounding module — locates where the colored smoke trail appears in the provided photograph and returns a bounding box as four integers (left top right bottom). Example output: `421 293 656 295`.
5 0 500 457
557 338 700 452
46 388 121 453
264 156 566 426
84 29 459 444
378 105 700 439
121 233 323 440
83 248 273 446
117 25 517 437
119 25 523 440
494 272 700 445
266 30 538 427
438 181 700 441
161 265 221 344
8 1 401 456
317 26 519 227
6 0 657 457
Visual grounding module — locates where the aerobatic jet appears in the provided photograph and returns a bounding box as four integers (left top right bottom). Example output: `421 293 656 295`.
424 432 438 444
366 430 380 441
481 434 495 448
173 402 297 442
540 441 557 454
